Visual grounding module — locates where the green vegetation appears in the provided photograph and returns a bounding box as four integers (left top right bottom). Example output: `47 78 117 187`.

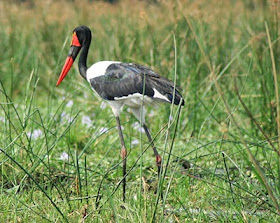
1 0 280 221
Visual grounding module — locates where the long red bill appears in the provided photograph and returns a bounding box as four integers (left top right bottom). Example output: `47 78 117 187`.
56 56 74 86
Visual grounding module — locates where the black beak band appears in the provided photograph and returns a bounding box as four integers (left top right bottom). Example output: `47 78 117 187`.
68 45 81 60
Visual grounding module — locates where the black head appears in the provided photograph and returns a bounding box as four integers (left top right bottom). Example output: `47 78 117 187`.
56 26 92 86
73 26 92 46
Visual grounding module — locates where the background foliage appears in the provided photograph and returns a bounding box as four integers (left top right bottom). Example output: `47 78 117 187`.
1 0 280 222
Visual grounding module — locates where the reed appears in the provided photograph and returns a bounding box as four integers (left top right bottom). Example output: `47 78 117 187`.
0 0 280 221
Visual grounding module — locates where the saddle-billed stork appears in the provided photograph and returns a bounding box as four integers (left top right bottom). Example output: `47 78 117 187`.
56 26 184 202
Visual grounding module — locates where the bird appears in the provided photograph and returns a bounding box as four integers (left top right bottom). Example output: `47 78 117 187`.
56 25 184 202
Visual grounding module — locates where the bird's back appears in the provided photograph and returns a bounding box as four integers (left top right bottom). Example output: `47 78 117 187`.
87 61 185 106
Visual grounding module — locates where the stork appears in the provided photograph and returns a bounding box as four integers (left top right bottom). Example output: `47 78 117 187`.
56 26 184 202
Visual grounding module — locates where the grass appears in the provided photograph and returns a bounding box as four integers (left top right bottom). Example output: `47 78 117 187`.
1 0 280 222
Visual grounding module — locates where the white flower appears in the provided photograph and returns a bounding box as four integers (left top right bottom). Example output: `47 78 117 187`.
68 117 74 123
82 115 92 127
26 132 32 138
132 122 145 133
66 100 73 107
27 129 43 139
115 125 124 131
60 112 74 123
98 127 108 135
60 112 68 121
131 139 139 147
0 116 5 123
59 152 69 161
33 129 43 139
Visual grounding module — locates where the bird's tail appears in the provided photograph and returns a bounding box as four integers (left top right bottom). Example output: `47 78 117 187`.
150 77 185 106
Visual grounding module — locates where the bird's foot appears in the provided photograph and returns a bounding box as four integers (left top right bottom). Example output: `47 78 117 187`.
156 154 162 168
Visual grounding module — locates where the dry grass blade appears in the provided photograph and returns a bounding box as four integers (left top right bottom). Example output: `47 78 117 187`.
0 147 69 223
185 12 280 214
234 81 280 157
214 77 280 214
184 15 212 71
265 22 280 152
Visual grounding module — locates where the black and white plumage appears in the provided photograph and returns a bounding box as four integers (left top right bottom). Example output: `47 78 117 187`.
56 26 184 203
87 61 184 120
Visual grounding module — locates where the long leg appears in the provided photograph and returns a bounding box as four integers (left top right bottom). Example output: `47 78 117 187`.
130 107 162 176
116 116 127 202
143 124 162 177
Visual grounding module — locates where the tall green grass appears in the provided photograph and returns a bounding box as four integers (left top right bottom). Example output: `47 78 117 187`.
1 0 280 222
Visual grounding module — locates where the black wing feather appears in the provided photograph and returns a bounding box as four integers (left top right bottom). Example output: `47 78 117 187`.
89 63 184 105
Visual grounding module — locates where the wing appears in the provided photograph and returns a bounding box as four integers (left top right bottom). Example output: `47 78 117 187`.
89 63 185 105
